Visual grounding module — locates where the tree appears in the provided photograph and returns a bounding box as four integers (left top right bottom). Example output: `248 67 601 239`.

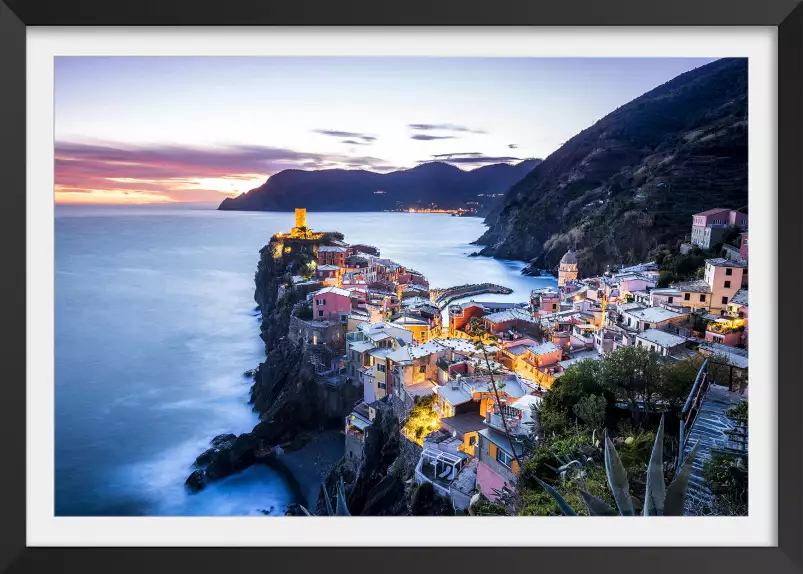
598 346 661 424
572 394 607 430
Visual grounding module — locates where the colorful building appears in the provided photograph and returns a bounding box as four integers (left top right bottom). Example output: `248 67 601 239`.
317 245 347 268
690 208 748 249
312 286 353 321
558 250 579 288
704 258 747 312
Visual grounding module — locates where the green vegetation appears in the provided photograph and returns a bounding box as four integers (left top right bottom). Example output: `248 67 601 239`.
402 395 441 445
295 301 313 321
537 346 701 437
532 418 700 516
655 245 715 287
410 482 453 516
509 347 706 516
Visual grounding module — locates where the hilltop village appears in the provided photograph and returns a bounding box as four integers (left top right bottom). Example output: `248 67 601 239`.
186 207 749 516
233 207 747 514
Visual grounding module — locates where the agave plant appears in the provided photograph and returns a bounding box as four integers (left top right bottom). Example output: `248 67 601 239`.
535 416 700 516
298 477 351 516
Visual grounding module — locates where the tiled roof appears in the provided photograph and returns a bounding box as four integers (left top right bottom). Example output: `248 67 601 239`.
528 341 561 356
313 286 352 297
693 207 730 217
706 258 747 268
730 288 748 306
636 329 686 348
483 308 536 324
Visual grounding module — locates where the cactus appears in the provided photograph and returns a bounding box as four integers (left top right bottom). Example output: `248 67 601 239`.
536 416 700 516
299 478 352 516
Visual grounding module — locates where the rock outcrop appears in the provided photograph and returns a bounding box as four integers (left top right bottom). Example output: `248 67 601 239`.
185 235 360 492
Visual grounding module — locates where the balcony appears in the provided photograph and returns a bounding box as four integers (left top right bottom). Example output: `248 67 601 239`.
484 404 523 435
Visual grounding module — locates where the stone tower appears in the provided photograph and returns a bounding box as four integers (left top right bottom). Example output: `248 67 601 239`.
295 207 307 230
558 250 579 288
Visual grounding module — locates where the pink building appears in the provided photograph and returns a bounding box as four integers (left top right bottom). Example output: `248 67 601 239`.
312 286 353 322
691 208 748 249
739 233 749 260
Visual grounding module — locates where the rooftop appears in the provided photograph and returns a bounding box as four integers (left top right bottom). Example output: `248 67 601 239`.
392 315 429 326
504 344 530 357
693 207 731 217
706 258 747 269
626 306 687 324
435 384 473 406
483 308 537 325
405 379 438 397
409 340 446 359
349 341 375 353
440 412 488 435
317 245 348 252
672 279 711 293
636 329 687 348
313 286 352 298
528 341 561 356
730 288 748 306
479 427 526 456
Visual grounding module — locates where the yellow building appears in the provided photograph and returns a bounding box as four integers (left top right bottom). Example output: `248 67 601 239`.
558 250 579 288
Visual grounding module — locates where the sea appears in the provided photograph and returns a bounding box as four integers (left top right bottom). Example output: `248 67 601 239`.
55 204 557 516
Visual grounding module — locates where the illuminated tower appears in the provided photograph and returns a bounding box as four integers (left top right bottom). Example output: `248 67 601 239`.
291 208 308 238
558 250 579 288
295 208 307 230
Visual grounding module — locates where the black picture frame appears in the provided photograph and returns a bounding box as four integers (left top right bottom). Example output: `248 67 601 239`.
1 1 800 573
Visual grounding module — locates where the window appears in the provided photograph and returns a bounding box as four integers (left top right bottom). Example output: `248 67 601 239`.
496 447 513 468
668 296 674 304
468 436 477 447
684 293 691 301
700 294 706 302
724 281 731 288
318 310 324 318
377 363 386 373
721 296 728 304
637 340 642 346
419 365 426 374
725 268 733 276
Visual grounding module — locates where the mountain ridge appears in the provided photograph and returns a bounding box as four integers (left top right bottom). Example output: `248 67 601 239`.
475 58 748 276
218 159 541 213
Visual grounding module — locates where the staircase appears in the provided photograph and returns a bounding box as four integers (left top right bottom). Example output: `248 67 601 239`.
682 382 747 514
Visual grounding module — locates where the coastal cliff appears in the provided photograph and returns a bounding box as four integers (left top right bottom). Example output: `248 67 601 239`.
185 235 360 494
476 58 748 276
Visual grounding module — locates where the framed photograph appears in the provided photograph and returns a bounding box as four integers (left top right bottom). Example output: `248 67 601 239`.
2 0 801 572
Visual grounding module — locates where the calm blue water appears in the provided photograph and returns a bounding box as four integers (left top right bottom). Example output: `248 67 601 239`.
55 204 555 516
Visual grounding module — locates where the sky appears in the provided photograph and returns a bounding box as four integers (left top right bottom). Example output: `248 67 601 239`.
54 57 717 204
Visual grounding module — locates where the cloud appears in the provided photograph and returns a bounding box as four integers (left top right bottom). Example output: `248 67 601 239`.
420 152 521 166
408 123 486 135
313 129 376 144
55 141 395 203
411 134 456 141
508 143 518 149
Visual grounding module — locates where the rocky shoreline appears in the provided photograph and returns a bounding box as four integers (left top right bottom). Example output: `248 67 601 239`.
185 236 358 501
